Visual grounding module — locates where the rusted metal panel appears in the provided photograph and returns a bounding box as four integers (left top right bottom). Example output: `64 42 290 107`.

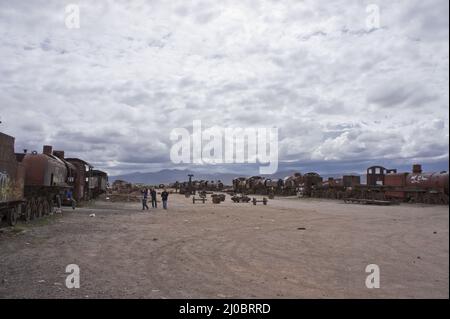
14 160 25 201
303 172 323 186
92 170 108 192
406 172 448 192
66 158 92 201
0 133 17 180
384 173 407 187
0 132 24 203
342 175 360 187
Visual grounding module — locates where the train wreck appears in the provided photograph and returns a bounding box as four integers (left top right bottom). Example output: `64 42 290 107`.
229 165 448 205
0 132 108 226
3 128 448 229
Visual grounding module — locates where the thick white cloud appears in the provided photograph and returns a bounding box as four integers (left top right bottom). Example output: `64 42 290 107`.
0 0 448 175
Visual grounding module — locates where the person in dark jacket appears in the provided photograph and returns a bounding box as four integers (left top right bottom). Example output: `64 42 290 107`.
151 188 157 208
161 189 169 209
141 188 149 210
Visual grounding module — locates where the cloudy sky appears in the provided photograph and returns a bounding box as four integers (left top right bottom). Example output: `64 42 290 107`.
0 0 448 176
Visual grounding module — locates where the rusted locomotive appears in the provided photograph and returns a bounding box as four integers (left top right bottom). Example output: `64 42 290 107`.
298 172 323 197
21 145 78 220
368 164 448 204
232 177 247 193
309 175 360 199
282 173 303 195
0 132 109 225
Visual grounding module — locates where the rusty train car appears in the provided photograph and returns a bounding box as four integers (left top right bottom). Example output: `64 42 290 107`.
90 170 109 198
0 132 108 226
65 157 93 201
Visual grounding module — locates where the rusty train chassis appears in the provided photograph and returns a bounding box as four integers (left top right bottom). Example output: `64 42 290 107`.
2 184 80 226
16 185 70 222
337 186 449 205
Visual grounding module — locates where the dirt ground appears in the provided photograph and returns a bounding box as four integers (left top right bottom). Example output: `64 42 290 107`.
0 193 448 299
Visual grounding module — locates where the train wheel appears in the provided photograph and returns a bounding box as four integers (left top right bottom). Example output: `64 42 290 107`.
41 199 48 216
423 194 432 205
7 207 18 226
30 201 38 220
417 193 424 204
23 203 32 222
36 202 43 218
441 194 449 205
48 200 54 215
42 200 50 216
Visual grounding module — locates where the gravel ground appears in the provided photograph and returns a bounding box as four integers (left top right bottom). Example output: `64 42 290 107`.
0 194 448 299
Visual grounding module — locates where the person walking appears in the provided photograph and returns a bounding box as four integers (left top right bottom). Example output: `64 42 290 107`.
151 188 157 208
66 189 76 210
142 188 149 210
161 189 169 210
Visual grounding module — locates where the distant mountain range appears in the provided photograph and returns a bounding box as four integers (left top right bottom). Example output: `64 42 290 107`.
109 169 365 185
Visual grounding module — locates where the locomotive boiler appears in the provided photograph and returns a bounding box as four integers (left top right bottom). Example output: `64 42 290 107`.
21 145 77 220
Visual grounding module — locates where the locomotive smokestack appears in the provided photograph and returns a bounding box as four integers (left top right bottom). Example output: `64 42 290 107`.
43 145 53 155
412 164 422 174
